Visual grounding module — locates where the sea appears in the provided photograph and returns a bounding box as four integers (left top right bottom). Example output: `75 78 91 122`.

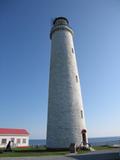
29 137 120 147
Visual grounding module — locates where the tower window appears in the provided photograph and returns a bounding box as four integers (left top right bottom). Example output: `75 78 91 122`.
72 48 74 53
81 110 83 118
76 75 78 82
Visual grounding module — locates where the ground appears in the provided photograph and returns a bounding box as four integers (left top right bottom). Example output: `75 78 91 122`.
0 149 119 160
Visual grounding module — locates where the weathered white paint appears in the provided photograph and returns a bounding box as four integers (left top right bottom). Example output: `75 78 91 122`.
47 17 88 148
0 135 29 148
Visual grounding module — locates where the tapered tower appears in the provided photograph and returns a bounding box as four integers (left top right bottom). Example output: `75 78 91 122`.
47 17 88 149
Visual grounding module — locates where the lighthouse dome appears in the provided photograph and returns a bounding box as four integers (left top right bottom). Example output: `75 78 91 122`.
53 17 69 26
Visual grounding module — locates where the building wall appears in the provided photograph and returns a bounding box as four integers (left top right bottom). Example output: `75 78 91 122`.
0 135 29 148
47 20 88 148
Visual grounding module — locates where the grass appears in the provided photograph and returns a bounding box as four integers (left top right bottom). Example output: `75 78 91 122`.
0 145 116 157
0 151 68 157
0 146 69 157
13 146 47 152
93 145 115 150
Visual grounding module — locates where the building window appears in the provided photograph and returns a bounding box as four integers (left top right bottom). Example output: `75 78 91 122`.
1 139 7 144
81 110 83 118
76 75 78 82
17 139 21 144
11 138 15 142
72 48 74 53
22 139 26 144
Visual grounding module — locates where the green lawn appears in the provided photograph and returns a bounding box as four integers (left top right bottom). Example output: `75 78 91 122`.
93 146 114 150
0 151 68 157
0 146 116 157
0 147 69 157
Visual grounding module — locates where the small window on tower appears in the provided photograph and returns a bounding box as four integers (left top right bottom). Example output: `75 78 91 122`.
81 110 83 118
76 75 78 82
72 48 74 53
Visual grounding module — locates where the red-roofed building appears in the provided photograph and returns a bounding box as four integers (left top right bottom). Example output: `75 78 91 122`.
0 128 30 148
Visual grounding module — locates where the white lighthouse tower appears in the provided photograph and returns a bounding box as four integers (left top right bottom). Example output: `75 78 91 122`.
47 17 88 149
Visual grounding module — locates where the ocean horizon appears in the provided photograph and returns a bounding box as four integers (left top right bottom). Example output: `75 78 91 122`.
29 136 120 146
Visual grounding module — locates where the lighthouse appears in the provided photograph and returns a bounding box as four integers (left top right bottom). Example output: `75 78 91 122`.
47 17 88 149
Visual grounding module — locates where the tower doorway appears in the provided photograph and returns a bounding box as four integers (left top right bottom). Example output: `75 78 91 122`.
81 129 87 145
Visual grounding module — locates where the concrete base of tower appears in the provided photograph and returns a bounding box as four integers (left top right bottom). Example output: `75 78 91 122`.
46 138 80 150
46 147 69 151
46 139 81 150
47 145 90 152
46 129 88 150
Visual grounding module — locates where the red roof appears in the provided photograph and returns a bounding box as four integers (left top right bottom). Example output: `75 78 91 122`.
0 128 29 135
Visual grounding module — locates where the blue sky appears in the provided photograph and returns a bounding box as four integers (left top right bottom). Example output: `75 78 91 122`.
0 0 120 139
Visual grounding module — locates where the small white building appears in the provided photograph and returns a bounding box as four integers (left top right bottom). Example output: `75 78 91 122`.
0 128 29 148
